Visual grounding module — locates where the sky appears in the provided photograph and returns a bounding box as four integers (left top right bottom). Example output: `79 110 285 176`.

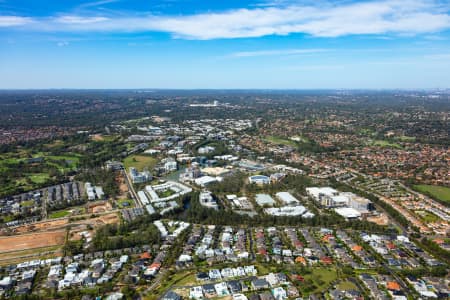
1 0 450 89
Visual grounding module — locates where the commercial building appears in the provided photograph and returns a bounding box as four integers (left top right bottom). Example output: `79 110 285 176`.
198 146 215 154
256 194 276 207
195 176 222 187
249 175 270 185
144 181 192 203
85 183 105 201
334 207 362 220
270 173 286 182
199 191 219 210
275 192 299 205
265 206 308 217
348 195 375 212
307 187 373 212
164 161 178 172
238 160 266 171
129 167 152 184
306 187 339 207
201 167 231 177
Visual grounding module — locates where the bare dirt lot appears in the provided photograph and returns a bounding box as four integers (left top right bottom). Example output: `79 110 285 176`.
87 201 113 214
69 213 119 242
0 230 66 253
11 219 69 234
95 213 119 225
90 134 105 141
367 213 390 226
116 173 129 199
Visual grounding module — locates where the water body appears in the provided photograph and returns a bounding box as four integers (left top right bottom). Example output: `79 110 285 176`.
162 167 186 182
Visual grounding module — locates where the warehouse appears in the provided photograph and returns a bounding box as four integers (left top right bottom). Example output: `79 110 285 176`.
334 207 362 220
275 192 299 205
248 175 270 185
255 194 276 207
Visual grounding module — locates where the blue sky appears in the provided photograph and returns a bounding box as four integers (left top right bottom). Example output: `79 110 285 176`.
1 0 450 89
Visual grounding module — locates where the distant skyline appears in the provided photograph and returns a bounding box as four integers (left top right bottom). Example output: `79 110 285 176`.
1 0 450 89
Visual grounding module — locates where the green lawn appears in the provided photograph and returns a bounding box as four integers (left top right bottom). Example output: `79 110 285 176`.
28 173 50 184
372 140 402 149
21 200 35 207
174 273 197 286
415 210 439 223
289 135 309 143
414 185 450 204
123 154 158 171
1 214 17 223
44 140 65 147
255 263 271 275
117 199 134 209
263 135 298 147
337 281 358 290
46 154 80 168
49 210 71 219
150 271 196 297
0 149 84 197
157 189 176 198
103 135 117 142
397 135 416 142
294 267 338 295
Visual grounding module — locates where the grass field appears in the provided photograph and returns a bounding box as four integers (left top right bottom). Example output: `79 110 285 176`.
49 210 71 219
172 272 196 286
157 189 176 198
20 200 35 207
337 281 358 290
372 140 402 149
414 185 450 204
415 210 439 223
47 154 80 169
28 173 50 184
123 154 158 171
117 199 134 209
146 270 196 298
398 135 416 142
263 135 298 147
289 135 309 143
293 267 337 294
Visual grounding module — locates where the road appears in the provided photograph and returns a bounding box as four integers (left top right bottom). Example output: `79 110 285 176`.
337 174 409 235
247 228 255 260
42 189 48 220
121 168 142 208
144 268 169 296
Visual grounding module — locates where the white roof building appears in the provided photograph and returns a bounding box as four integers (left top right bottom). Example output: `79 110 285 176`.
189 286 204 299
214 282 230 296
272 287 287 300
248 175 270 185
233 294 248 300
306 187 338 198
195 176 222 187
256 194 275 207
275 192 299 205
153 220 168 238
265 205 307 216
334 207 361 219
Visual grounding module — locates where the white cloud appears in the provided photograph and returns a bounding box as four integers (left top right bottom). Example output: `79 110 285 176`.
55 16 109 24
2 0 450 39
231 48 328 57
0 16 32 27
78 0 119 9
284 64 345 71
424 53 450 60
57 41 69 47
